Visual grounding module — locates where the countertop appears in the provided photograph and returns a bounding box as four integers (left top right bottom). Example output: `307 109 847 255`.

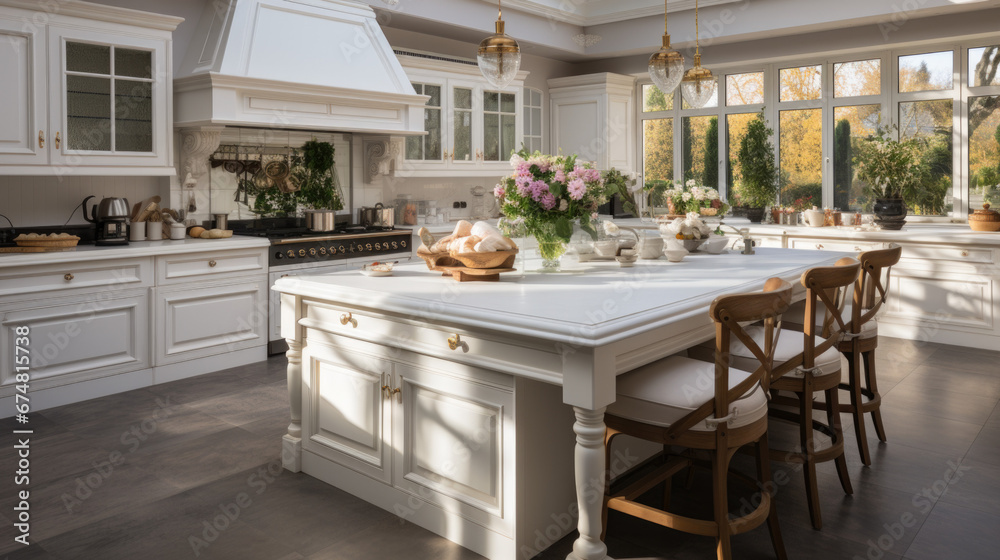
273 247 848 347
0 236 272 268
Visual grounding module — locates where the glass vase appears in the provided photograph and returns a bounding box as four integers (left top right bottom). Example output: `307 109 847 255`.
537 239 567 271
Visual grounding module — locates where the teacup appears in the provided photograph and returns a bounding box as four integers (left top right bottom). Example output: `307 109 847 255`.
638 236 665 259
664 249 687 263
616 249 638 268
703 236 730 254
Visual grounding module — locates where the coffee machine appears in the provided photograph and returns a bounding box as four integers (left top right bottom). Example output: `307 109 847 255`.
83 196 130 246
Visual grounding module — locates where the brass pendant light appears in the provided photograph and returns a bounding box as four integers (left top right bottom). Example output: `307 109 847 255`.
477 0 521 89
648 0 685 95
681 0 715 108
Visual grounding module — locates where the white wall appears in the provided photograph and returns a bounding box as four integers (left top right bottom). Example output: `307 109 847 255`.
0 176 164 226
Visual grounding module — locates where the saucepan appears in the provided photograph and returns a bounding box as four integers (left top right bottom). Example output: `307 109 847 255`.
304 210 338 232
358 203 395 228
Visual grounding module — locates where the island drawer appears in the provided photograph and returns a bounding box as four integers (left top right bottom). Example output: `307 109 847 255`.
156 248 268 285
898 244 994 265
0 257 152 298
788 238 881 254
299 300 565 383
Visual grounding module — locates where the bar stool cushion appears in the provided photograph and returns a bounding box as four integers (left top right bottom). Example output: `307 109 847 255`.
730 326 843 377
608 355 768 431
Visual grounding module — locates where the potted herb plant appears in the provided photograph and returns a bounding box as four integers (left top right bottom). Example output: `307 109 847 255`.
736 110 779 223
855 124 921 230
294 140 344 230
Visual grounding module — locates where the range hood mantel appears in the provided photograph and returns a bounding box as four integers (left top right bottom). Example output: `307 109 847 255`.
174 0 428 135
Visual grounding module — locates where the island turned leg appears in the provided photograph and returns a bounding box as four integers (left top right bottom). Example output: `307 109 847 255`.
282 337 303 472
568 406 612 560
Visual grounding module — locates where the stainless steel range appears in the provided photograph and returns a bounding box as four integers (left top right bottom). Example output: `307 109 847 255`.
231 218 411 353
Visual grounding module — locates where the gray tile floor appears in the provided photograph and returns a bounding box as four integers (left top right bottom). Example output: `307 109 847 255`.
2 336 998 559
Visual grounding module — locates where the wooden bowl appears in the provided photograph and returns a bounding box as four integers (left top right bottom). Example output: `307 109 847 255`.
416 250 459 270
448 249 518 269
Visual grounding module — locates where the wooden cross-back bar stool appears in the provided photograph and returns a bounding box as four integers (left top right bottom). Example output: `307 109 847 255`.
725 257 861 530
602 278 793 560
814 245 902 465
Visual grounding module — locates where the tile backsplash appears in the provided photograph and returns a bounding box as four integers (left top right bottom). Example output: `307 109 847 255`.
0 176 167 227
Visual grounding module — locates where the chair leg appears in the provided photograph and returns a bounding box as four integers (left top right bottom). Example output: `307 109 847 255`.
798 390 823 530
662 445 673 509
864 350 888 443
827 387 854 496
847 350 872 466
712 446 733 560
755 433 787 560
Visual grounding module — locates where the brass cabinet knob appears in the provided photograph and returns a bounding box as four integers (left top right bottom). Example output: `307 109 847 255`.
38 130 44 149
340 313 357 328
393 386 401 403
816 244 824 250
961 250 969 257
64 273 74 281
447 334 462 351
208 260 217 267
55 131 61 149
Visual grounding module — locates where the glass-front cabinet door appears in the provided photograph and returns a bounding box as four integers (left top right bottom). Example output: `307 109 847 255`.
48 27 170 169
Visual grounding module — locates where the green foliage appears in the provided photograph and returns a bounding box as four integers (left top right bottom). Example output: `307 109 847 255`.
682 118 693 181
833 119 852 210
736 110 779 208
855 123 923 200
644 180 673 207
252 187 298 216
783 183 822 205
295 140 343 210
604 168 639 216
702 117 719 189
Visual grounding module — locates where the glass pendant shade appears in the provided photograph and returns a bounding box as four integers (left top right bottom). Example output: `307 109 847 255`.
681 55 714 108
648 36 685 95
478 19 521 89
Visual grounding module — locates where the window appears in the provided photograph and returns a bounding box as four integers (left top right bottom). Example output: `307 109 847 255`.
779 65 822 102
682 78 718 109
833 105 881 211
643 83 673 112
65 42 153 152
969 95 1000 210
779 108 822 205
898 51 953 92
726 113 757 201
483 91 516 161
641 84 674 183
406 83 442 160
969 46 1000 87
682 116 718 186
726 72 764 106
899 99 954 215
523 87 543 153
834 59 881 98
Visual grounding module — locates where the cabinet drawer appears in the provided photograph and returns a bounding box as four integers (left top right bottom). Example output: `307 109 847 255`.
899 244 994 265
153 278 268 365
788 238 879 253
156 249 267 285
299 300 563 385
0 257 151 298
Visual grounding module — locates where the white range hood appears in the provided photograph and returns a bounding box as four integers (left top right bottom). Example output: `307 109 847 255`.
173 0 427 135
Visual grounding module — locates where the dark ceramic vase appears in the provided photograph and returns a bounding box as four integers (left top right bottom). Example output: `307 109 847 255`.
873 198 907 230
745 207 766 223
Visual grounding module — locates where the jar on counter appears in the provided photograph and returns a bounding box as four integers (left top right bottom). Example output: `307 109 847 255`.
170 222 186 240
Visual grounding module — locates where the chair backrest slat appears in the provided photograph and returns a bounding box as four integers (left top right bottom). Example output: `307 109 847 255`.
853 245 902 329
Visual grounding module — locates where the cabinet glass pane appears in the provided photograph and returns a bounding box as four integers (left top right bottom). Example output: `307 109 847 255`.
484 91 499 112
500 93 515 113
115 79 152 152
411 83 422 95
501 114 515 160
483 113 499 161
898 51 953 92
531 107 541 136
833 105 880 212
66 42 110 74
642 118 672 183
66 75 111 151
406 136 422 160
424 108 441 159
114 48 152 79
454 110 472 161
899 99 953 215
779 65 822 102
969 95 1000 211
425 85 441 107
833 59 881 98
454 87 472 109
969 46 1000 87
779 108 822 206
532 89 541 106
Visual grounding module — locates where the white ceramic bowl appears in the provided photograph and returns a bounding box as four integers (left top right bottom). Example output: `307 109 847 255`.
638 236 665 259
593 240 618 257
568 242 594 254
703 236 730 254
664 249 687 263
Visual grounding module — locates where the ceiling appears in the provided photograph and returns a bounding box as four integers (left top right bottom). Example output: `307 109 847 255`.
478 0 743 26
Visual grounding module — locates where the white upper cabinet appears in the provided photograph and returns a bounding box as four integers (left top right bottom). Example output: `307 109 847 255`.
399 55 528 177
0 1 181 175
548 73 636 173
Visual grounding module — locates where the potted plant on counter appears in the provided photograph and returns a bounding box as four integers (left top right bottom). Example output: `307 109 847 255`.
736 110 779 223
855 124 921 230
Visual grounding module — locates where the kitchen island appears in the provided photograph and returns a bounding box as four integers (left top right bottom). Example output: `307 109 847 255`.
273 248 851 560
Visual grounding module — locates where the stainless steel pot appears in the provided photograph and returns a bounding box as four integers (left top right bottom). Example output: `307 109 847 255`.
358 203 394 228
304 209 337 231
83 196 130 222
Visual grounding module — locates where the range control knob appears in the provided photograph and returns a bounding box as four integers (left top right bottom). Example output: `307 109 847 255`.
309 248 317 257
375 243 381 250
366 243 373 251
286 250 295 259
330 246 337 255
401 240 407 248
275 251 284 260
319 247 327 256
391 241 398 249
339 245 346 254
298 249 306 257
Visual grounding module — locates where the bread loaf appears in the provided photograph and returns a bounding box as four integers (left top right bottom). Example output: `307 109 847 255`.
189 226 205 238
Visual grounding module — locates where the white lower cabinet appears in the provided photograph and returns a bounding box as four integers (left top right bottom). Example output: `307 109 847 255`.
299 334 576 560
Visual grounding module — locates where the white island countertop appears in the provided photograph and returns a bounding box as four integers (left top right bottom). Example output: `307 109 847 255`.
274 247 851 348
0 236 272 268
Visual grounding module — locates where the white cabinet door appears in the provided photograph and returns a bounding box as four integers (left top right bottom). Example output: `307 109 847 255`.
153 278 267 365
302 342 393 485
0 16 46 165
0 289 149 395
47 26 170 169
393 359 513 533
